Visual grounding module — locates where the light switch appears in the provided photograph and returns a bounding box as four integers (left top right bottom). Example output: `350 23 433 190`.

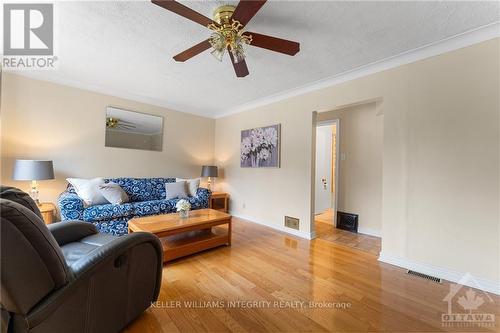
341 153 347 161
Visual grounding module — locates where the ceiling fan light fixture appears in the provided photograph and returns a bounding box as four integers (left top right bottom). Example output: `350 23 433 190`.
207 6 252 65
152 1 300 77
230 44 245 63
211 48 225 62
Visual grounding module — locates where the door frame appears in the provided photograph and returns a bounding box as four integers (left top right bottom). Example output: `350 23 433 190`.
315 118 340 227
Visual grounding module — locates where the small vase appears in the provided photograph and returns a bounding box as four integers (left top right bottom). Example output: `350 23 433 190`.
179 210 189 218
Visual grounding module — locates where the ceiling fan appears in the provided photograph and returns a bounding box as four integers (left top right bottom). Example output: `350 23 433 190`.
151 0 300 77
106 117 136 131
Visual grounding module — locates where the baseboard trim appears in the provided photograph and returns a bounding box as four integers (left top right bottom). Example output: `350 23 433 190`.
357 227 381 238
378 252 500 295
232 214 315 240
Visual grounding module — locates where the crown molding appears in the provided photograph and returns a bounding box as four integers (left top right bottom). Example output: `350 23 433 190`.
216 22 500 119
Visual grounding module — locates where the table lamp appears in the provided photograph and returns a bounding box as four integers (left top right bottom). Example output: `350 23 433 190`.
12 160 54 205
201 165 218 191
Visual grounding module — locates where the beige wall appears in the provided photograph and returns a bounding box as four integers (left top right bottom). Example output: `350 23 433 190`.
318 102 383 235
0 73 215 206
215 38 499 283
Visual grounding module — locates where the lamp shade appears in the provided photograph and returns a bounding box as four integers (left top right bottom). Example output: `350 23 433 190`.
12 160 54 180
201 165 218 178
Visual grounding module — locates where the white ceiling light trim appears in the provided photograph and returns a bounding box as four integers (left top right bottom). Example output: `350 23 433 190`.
216 22 500 119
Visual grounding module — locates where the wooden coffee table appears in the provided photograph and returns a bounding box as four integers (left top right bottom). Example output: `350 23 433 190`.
128 208 231 263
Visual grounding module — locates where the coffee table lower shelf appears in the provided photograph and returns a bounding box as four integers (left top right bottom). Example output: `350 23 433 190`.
160 227 230 262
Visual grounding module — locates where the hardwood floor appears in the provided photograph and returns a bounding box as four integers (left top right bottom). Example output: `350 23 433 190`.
315 208 337 224
315 221 381 256
315 209 381 255
124 217 499 333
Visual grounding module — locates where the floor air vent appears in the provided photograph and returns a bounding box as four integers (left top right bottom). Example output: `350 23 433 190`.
406 270 442 283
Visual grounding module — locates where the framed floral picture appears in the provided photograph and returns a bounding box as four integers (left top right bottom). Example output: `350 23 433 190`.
240 124 281 168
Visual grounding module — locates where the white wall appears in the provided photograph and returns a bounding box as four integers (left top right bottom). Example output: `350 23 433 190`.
215 38 499 286
314 125 333 215
317 102 383 236
0 73 215 207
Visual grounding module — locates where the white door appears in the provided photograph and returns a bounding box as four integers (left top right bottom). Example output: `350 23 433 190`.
315 125 333 214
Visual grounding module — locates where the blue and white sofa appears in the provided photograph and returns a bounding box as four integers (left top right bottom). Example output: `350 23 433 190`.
58 177 211 236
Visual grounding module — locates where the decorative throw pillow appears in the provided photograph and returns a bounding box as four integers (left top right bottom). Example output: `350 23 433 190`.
66 177 108 206
99 182 129 205
165 181 188 200
176 178 200 197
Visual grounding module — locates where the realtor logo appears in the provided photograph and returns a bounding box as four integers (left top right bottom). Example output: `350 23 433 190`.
2 3 57 70
442 273 495 328
3 3 53 55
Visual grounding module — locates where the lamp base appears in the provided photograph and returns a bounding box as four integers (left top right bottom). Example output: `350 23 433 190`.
30 180 40 205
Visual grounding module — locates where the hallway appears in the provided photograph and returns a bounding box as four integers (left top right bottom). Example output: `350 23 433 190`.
315 209 381 256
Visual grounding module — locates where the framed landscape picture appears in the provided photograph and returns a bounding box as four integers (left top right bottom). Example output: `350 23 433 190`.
241 124 281 168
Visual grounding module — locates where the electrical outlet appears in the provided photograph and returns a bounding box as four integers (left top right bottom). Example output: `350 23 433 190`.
242 203 246 209
284 216 299 230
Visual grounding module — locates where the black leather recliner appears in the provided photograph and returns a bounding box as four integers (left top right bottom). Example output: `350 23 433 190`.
0 186 163 333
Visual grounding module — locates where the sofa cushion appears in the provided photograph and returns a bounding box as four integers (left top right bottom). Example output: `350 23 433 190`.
83 203 134 222
107 178 174 202
59 241 98 267
176 178 200 197
99 182 129 204
132 199 174 217
59 233 117 266
67 177 108 206
165 181 189 200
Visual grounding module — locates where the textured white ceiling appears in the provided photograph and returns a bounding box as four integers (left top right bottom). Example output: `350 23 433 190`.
13 1 500 118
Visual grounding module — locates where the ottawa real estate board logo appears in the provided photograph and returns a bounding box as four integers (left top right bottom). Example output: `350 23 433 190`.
2 3 57 69
441 274 495 328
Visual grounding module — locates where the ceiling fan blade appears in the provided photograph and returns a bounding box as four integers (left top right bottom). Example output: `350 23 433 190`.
228 47 249 78
231 0 266 28
173 39 211 62
151 0 218 28
245 32 300 56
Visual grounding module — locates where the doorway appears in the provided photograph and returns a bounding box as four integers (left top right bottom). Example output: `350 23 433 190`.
314 120 339 226
312 101 383 255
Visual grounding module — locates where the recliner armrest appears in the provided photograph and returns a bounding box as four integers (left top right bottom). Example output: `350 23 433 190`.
48 221 98 246
70 232 163 278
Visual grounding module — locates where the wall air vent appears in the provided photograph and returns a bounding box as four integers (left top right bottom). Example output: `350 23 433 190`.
284 216 299 230
336 211 358 233
406 270 442 283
